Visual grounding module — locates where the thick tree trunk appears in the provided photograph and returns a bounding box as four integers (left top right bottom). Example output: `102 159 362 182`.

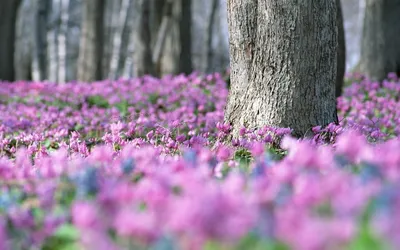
77 0 105 82
0 0 21 81
336 0 346 97
134 0 155 76
225 0 338 138
359 0 400 81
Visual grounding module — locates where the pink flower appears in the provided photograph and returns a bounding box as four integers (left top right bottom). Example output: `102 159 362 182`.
114 210 159 243
72 201 100 229
216 145 232 161
336 130 366 162
251 142 265 157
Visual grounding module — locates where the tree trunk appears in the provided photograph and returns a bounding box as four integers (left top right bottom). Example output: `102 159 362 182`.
108 0 132 80
47 0 60 82
224 0 338 138
336 0 346 97
66 0 82 81
0 0 21 81
77 0 105 82
359 0 400 81
35 0 50 81
58 0 70 83
159 0 192 76
179 0 193 75
14 0 34 81
134 0 155 76
204 0 219 73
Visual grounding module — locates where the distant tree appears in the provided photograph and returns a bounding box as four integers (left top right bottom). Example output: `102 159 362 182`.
225 0 338 138
336 0 346 97
108 0 133 80
134 0 193 77
0 0 21 81
77 0 105 82
14 0 35 80
359 0 400 81
204 0 219 73
134 0 155 76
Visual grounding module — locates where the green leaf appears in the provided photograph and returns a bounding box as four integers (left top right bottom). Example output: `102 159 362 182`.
86 95 110 108
42 224 81 250
235 233 290 250
115 100 129 117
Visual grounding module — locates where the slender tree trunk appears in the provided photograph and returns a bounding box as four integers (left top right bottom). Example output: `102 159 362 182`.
204 0 219 73
66 0 82 81
159 0 192 75
116 0 134 79
14 0 34 81
359 0 400 81
35 0 49 80
134 0 155 76
0 0 21 81
179 0 193 75
47 0 60 82
336 0 346 97
151 0 173 75
151 0 165 47
77 0 105 82
225 0 338 138
109 0 132 80
58 0 70 83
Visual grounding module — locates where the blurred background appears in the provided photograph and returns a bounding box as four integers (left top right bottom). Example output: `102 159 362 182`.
0 0 363 83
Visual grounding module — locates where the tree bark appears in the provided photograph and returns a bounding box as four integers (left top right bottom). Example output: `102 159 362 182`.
0 0 21 81
77 0 105 82
134 0 155 77
336 0 346 97
224 0 338 138
359 0 400 81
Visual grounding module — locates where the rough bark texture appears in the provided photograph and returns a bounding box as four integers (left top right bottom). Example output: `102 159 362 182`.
77 0 105 82
336 0 346 97
225 0 338 138
0 0 21 81
360 0 400 81
134 0 155 76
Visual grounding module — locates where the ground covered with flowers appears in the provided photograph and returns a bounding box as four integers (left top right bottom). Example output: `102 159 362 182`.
0 72 400 250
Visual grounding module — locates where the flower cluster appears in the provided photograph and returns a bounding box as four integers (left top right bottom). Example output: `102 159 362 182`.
0 72 400 249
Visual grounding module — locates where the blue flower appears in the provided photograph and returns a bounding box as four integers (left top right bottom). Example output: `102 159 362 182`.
121 158 135 175
183 149 197 167
74 166 99 197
